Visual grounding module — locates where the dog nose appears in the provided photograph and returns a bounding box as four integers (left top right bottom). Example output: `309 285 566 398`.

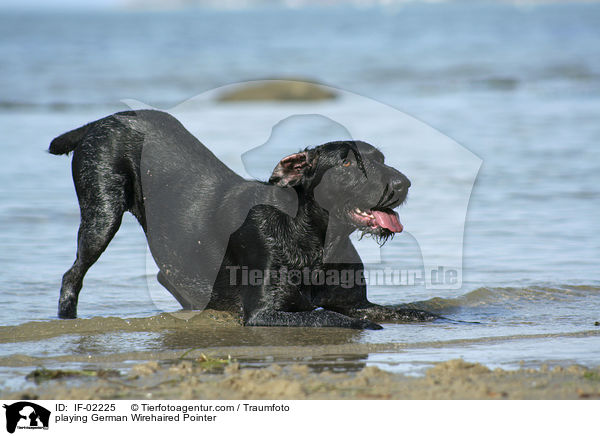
392 174 411 191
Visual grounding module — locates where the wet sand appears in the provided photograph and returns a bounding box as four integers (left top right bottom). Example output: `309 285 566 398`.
3 357 600 400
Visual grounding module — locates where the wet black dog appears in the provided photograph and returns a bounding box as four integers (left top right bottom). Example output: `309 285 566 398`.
50 110 437 329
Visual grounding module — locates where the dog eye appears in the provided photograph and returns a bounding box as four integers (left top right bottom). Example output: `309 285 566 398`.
342 160 351 167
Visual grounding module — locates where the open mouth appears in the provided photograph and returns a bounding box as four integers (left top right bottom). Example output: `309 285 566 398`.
349 207 403 233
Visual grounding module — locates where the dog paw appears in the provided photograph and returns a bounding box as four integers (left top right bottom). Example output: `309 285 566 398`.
390 308 439 322
359 319 383 330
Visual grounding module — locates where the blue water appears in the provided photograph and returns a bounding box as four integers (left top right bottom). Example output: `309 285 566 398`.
0 3 599 378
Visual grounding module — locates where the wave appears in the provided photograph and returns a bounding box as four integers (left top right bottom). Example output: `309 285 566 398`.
406 285 600 313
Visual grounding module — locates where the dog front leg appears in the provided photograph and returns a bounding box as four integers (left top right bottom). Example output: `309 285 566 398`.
245 309 382 330
345 303 439 323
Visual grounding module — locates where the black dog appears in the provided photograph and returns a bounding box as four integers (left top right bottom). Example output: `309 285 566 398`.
50 110 437 329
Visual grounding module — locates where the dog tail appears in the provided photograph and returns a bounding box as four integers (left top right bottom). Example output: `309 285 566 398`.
48 123 91 155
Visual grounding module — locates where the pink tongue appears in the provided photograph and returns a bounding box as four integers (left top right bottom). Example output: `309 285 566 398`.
371 210 403 232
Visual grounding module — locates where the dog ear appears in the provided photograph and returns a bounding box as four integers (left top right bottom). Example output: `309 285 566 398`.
269 151 311 187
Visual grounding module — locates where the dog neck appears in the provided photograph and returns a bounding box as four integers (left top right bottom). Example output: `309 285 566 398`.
293 188 329 239
294 188 356 263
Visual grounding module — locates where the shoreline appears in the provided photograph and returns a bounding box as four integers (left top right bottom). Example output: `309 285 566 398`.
1 311 599 400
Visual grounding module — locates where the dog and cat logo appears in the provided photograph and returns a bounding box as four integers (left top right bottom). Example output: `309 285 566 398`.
2 402 50 433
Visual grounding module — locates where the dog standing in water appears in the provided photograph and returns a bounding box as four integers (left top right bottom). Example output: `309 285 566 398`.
50 110 437 328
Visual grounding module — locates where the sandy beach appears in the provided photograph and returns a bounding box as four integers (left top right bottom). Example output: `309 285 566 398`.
3 356 600 400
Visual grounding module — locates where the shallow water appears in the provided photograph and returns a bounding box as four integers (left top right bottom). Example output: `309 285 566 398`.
0 3 599 386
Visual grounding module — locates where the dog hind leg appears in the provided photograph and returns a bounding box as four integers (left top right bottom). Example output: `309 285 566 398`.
58 181 126 319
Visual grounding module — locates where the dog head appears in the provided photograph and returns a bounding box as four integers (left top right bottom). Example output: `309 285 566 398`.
269 140 410 242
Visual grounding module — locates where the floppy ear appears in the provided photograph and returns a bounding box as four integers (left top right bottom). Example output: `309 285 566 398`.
269 151 312 187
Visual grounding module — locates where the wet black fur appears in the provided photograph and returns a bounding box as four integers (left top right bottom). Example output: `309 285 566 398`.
50 110 438 329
